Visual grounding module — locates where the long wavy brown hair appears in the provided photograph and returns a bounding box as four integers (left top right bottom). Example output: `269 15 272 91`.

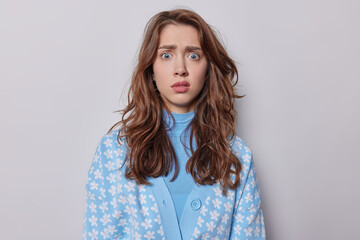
109 8 243 194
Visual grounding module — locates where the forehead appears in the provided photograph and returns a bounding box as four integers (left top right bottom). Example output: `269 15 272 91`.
158 24 201 46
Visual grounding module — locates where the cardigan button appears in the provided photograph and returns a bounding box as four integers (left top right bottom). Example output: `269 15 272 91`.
190 198 202 211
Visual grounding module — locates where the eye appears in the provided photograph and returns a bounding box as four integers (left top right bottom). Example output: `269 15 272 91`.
189 53 200 60
161 52 171 59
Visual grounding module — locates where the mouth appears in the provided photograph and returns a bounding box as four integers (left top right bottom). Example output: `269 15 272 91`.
171 81 190 93
171 81 190 87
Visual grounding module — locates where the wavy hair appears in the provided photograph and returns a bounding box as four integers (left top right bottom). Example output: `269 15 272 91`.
109 8 243 194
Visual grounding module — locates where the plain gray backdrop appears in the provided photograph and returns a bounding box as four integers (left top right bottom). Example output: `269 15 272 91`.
1 0 359 239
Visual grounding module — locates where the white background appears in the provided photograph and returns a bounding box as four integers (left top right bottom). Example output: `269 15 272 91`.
1 0 359 239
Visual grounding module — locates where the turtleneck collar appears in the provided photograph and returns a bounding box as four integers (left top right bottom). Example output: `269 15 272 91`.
162 109 195 135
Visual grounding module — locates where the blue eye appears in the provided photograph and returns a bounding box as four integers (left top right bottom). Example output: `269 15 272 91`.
161 53 171 59
189 53 199 60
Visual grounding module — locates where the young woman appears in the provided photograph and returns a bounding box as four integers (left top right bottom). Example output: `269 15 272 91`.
82 9 266 240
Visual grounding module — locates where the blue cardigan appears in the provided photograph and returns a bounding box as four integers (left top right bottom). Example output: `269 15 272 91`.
82 129 266 239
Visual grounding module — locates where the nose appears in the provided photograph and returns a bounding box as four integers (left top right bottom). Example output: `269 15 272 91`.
174 57 188 77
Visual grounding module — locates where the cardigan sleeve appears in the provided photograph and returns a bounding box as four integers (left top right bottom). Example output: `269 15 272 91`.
82 132 125 240
229 138 266 239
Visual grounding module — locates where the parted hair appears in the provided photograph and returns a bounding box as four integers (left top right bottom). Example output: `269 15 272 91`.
109 8 243 194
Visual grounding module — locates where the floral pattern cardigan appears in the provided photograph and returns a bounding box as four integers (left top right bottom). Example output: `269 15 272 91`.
82 130 266 240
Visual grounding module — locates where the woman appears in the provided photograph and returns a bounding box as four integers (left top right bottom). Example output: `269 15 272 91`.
82 8 266 240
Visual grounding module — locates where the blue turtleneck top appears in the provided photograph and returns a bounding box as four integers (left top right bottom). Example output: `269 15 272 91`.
161 110 196 224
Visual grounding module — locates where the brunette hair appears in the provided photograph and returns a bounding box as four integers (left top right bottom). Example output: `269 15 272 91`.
109 8 243 194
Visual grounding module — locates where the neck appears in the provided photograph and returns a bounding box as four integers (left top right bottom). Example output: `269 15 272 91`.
162 109 195 135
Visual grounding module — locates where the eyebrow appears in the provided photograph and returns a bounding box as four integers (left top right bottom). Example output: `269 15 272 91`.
158 44 202 51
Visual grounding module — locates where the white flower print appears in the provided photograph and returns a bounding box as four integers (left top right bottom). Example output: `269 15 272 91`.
93 152 100 163
124 182 136 192
106 173 116 183
88 229 98 239
235 213 244 223
216 224 225 235
141 219 152 229
114 147 123 157
244 192 253 203
94 169 102 180
233 224 242 235
249 204 257 213
206 221 216 232
243 153 251 163
148 195 155 201
110 197 118 208
134 232 141 240
250 177 256 188
105 161 115 171
139 194 147 204
116 183 123 193
210 210 220 221
212 198 222 209
244 226 253 237
99 201 108 213
205 196 211 205
107 224 117 235
200 206 208 216
127 206 137 218
221 213 229 224
210 235 219 240
123 226 131 235
150 203 158 213
224 201 232 212
89 202 97 213
127 194 136 205
87 191 95 201
100 213 111 226
254 226 260 237
144 231 155 240
118 218 127 227
157 225 164 236
138 184 146 192
104 149 113 159
100 188 106 198
192 227 200 238
90 181 99 190
103 138 113 147
197 216 204 227
154 214 161 225
254 189 260 200
201 232 210 240
213 187 222 197
140 206 149 217
226 191 235 201
108 185 117 196
89 215 98 226
247 214 255 224
100 229 109 239
112 210 122 219
118 195 127 205
129 217 139 230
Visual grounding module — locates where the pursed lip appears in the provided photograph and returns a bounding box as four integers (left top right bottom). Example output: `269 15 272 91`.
171 81 190 87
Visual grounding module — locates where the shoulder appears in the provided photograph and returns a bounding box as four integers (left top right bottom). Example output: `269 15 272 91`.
96 128 127 151
229 135 253 166
94 129 128 169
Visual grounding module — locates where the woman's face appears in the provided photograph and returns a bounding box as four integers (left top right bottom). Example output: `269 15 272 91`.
152 24 208 113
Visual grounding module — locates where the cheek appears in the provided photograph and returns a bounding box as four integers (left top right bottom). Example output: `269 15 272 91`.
194 64 208 83
153 63 170 80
